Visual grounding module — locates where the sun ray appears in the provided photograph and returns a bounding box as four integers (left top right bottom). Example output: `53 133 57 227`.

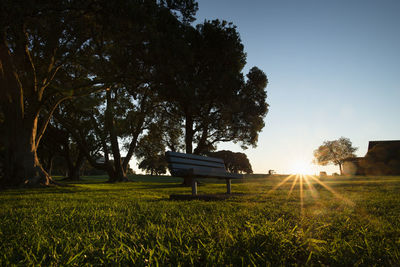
303 175 319 199
287 174 299 198
267 174 295 194
299 175 304 216
309 176 354 206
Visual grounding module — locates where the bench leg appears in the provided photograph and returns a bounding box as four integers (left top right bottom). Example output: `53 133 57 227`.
226 179 231 194
192 179 197 195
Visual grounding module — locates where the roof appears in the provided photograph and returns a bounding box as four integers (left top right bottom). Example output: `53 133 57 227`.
368 140 400 151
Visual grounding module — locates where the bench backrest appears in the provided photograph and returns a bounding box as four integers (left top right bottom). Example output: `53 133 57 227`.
165 151 227 177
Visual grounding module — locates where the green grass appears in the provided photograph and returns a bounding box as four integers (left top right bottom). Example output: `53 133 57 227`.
1 175 400 265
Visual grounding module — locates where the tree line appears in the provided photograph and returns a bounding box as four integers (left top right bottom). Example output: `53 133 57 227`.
0 0 268 187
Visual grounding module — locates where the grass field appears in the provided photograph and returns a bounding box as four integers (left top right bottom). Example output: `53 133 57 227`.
1 175 400 265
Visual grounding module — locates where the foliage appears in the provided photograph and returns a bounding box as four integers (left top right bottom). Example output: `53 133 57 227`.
207 150 253 174
0 0 198 186
0 175 400 265
138 156 167 176
314 137 357 175
157 20 269 154
0 0 100 186
135 125 168 175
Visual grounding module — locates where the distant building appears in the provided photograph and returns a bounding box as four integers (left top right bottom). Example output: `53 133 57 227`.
343 140 400 175
342 157 365 175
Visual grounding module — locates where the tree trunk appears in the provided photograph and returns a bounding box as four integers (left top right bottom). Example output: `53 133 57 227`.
43 153 54 176
64 144 75 180
67 165 81 181
65 150 85 181
185 114 194 154
1 120 52 187
181 114 195 186
0 39 53 187
105 89 128 183
193 124 209 155
339 162 343 176
106 165 128 182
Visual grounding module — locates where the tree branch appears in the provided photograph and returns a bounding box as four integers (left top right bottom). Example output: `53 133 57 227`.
24 29 38 94
35 95 72 149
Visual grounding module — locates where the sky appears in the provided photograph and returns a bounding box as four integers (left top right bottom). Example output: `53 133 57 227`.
192 0 400 174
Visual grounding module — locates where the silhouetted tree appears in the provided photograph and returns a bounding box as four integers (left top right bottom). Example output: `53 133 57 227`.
0 0 102 187
0 0 198 187
314 137 357 175
135 124 168 176
158 20 269 155
208 150 253 174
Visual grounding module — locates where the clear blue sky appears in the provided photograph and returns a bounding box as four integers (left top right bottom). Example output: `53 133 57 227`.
195 0 400 174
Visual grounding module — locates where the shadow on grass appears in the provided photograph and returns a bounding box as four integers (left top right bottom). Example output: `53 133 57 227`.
169 193 252 201
133 183 186 190
1 187 79 196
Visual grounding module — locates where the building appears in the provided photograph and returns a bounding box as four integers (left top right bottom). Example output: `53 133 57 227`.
342 157 365 175
343 140 400 175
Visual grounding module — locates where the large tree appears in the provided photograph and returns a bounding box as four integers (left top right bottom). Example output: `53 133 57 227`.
313 137 358 175
54 0 197 183
157 20 269 155
0 0 102 187
0 0 198 187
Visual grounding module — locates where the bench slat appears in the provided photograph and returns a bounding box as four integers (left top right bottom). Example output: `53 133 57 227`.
167 157 226 169
169 163 226 174
190 169 242 179
169 167 242 179
166 151 224 164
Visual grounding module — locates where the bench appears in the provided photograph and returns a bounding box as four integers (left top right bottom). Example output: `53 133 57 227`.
165 151 243 195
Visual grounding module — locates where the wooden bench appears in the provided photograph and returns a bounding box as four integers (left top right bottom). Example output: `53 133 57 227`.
165 151 243 195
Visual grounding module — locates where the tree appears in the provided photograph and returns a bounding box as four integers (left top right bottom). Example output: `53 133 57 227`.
0 0 103 187
157 20 269 155
207 150 253 174
313 137 357 175
135 124 168 176
53 0 197 183
0 0 198 187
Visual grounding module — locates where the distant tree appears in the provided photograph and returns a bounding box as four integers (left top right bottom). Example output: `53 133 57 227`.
313 137 357 175
138 156 167 176
37 120 87 181
208 150 253 174
135 124 168 176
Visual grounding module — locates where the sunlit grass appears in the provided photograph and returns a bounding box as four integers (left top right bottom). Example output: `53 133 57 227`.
0 175 400 265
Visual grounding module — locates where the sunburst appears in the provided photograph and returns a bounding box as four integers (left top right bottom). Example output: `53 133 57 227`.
268 173 354 215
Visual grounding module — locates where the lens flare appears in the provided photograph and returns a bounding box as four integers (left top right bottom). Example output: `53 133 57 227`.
267 173 355 216
288 175 299 197
289 161 314 175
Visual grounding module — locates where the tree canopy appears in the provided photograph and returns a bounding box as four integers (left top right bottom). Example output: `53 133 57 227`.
208 150 253 174
0 0 198 187
313 137 357 175
157 20 269 155
0 0 268 187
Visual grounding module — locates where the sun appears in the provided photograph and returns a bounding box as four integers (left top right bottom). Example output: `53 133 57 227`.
289 161 313 175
